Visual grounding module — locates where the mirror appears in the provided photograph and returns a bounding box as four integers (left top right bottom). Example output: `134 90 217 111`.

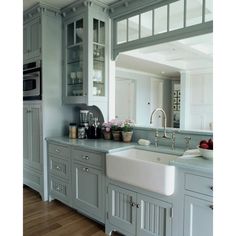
115 33 213 131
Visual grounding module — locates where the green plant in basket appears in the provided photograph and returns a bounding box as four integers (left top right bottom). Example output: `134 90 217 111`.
110 119 122 131
121 119 135 132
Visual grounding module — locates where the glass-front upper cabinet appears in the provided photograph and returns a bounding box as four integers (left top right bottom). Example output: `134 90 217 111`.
65 18 84 98
92 19 105 97
62 3 109 120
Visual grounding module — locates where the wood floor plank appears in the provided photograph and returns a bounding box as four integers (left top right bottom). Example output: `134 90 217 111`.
23 186 107 236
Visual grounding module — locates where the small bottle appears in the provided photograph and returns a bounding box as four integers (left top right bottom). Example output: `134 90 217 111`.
69 123 77 139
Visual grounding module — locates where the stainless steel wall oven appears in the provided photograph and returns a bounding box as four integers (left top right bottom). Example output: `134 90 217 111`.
23 60 41 100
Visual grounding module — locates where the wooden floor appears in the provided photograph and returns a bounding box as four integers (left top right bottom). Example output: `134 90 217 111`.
23 186 107 236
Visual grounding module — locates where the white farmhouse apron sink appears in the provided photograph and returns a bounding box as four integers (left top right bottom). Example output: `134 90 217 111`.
106 148 178 196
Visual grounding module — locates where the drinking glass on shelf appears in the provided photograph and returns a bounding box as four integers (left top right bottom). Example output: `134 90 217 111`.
70 72 76 84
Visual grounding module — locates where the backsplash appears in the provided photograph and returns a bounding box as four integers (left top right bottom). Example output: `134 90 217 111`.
133 126 213 149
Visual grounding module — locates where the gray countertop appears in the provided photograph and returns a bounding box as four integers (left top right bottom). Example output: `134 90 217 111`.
46 137 213 174
170 157 213 175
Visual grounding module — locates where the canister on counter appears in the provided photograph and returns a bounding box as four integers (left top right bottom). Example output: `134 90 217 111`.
78 127 86 139
69 123 77 139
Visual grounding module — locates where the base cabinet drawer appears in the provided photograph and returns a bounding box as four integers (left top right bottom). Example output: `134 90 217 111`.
49 176 71 205
48 143 70 158
184 195 213 236
49 155 70 180
185 174 213 196
71 149 104 169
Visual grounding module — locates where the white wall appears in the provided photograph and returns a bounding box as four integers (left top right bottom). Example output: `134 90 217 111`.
115 67 168 126
115 78 136 121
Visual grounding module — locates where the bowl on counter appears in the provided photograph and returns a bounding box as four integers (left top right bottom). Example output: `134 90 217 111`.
198 146 213 160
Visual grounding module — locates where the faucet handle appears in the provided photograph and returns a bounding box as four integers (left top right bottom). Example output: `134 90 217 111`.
184 136 191 150
155 130 159 137
171 132 176 150
171 131 176 140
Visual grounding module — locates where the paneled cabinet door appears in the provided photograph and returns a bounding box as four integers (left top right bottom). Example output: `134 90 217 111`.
23 104 42 171
23 106 30 162
108 185 136 235
24 17 41 61
137 194 172 236
184 196 213 236
72 162 104 221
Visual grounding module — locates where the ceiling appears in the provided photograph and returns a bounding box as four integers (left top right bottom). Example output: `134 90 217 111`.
116 33 213 78
23 0 119 11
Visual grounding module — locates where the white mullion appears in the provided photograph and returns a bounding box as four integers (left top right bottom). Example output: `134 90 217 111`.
167 4 170 32
184 0 187 27
202 0 206 23
138 14 141 39
126 18 128 42
152 9 155 36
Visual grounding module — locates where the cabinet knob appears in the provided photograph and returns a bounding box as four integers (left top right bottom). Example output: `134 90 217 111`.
136 203 140 208
129 201 135 207
210 186 213 191
209 205 213 210
56 165 61 170
82 156 89 160
55 149 60 153
82 167 89 172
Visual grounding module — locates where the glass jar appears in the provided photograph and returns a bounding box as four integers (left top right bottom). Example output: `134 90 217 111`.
69 123 77 139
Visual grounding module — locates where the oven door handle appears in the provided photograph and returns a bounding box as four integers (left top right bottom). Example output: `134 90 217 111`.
23 72 40 78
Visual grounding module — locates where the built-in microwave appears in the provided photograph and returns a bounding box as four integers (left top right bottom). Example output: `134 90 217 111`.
23 60 41 100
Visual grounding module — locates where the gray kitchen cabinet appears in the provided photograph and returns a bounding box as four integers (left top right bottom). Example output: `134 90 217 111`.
48 143 71 206
108 184 137 235
184 196 213 236
62 2 109 119
137 194 172 236
47 141 106 224
107 184 172 236
24 3 70 201
23 102 43 197
23 102 42 171
183 173 213 236
23 16 41 62
71 147 106 223
72 161 104 222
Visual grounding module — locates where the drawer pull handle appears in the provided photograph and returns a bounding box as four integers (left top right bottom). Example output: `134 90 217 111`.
82 167 89 172
209 205 213 210
129 201 135 207
82 156 89 160
56 166 61 170
55 149 60 153
210 186 213 191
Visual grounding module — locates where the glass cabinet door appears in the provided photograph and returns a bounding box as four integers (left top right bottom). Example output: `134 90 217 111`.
66 18 84 97
92 19 105 97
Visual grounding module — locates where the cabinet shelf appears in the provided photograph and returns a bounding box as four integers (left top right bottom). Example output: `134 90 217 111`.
67 82 83 86
93 58 104 62
93 42 105 47
93 81 104 84
67 43 83 49
67 60 83 64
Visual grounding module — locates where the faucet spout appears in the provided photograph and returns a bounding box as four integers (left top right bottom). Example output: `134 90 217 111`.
150 108 167 137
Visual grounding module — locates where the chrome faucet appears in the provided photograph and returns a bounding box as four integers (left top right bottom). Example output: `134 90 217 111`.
150 108 168 138
150 107 176 149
